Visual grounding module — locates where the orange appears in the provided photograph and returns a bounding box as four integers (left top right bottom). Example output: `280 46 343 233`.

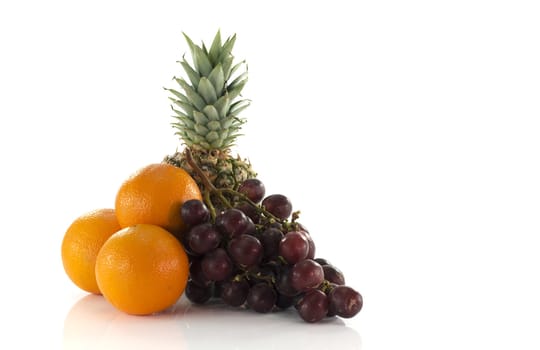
95 224 189 315
115 163 202 234
61 208 121 294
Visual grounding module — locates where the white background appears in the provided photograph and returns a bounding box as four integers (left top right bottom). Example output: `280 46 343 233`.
1 0 539 349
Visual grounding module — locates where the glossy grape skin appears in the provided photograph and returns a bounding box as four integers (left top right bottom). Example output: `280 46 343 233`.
262 194 292 220
187 223 222 255
181 199 210 226
297 289 329 323
328 285 363 318
238 179 266 203
323 264 346 285
215 209 255 237
247 283 276 313
185 280 212 304
279 231 309 264
290 259 324 292
298 230 316 259
235 202 260 224
259 227 284 259
220 279 250 307
201 248 233 281
189 258 211 287
228 234 263 267
276 268 299 297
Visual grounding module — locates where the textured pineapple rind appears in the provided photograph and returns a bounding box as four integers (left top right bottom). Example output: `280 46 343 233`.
163 148 256 191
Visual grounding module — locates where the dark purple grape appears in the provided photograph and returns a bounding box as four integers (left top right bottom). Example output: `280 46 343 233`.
235 202 260 224
276 268 299 297
220 279 250 307
297 289 329 323
215 209 254 237
213 281 224 298
323 265 346 285
189 258 211 287
247 283 276 313
228 234 263 267
181 199 210 226
186 223 222 255
328 286 363 318
291 259 324 292
279 231 309 264
314 258 331 266
298 231 316 259
262 194 292 220
259 227 284 259
185 280 212 304
238 179 266 203
276 293 296 309
244 217 256 235
201 248 233 281
325 283 339 317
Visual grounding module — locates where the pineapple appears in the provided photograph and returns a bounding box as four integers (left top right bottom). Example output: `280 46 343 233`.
164 31 256 191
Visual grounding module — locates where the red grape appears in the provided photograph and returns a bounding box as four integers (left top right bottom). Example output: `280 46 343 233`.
262 194 292 220
202 248 233 281
290 259 324 292
228 234 263 267
297 289 329 323
279 231 309 264
238 179 266 203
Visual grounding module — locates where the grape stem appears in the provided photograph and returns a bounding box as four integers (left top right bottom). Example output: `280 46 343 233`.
184 148 287 225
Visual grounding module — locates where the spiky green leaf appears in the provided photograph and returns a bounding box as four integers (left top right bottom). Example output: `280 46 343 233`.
220 116 235 129
227 78 247 100
166 88 188 103
206 120 221 131
228 71 248 90
203 105 220 121
214 95 231 118
220 34 236 61
222 55 234 80
205 131 220 143
193 110 209 124
194 124 209 135
176 78 206 111
171 106 190 119
229 61 245 80
193 46 213 77
185 129 206 145
207 64 225 95
197 77 217 104
170 98 195 116
229 99 250 116
180 59 200 88
208 30 222 66
182 33 197 58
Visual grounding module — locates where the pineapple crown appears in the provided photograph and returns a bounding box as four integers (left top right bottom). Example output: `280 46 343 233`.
166 31 249 151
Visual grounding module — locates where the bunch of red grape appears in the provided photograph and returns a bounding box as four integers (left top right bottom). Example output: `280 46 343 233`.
179 179 363 323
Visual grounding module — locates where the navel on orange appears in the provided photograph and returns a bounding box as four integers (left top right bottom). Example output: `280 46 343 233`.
115 163 202 234
95 224 189 315
61 208 121 294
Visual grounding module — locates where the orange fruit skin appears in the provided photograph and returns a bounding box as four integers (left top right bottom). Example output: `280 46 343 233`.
95 224 189 315
115 163 202 234
61 209 121 294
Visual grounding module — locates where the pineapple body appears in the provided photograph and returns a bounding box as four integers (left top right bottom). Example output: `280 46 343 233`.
164 147 256 191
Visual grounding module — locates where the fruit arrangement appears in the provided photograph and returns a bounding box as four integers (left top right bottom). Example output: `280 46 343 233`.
61 31 363 323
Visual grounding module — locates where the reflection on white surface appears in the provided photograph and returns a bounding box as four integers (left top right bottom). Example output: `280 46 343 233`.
63 294 362 350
